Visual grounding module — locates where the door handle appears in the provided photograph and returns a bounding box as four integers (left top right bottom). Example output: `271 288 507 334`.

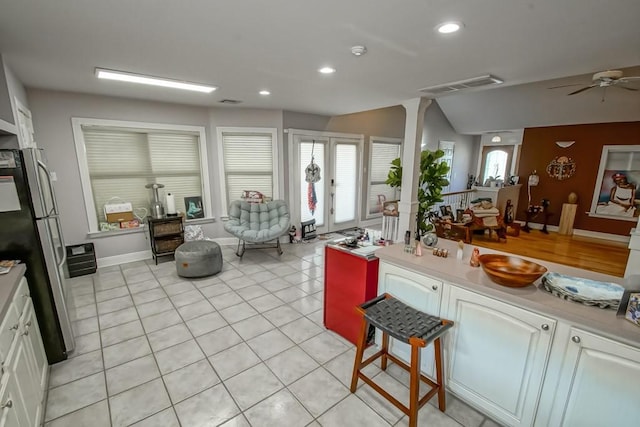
330 193 335 215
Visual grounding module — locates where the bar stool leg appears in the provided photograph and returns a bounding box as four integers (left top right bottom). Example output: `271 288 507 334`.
380 331 389 371
435 337 446 411
408 341 421 427
350 317 369 393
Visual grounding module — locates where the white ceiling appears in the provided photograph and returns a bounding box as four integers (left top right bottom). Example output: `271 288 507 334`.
0 0 639 129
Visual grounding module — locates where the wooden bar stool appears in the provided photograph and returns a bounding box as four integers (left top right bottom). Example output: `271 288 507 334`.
350 293 453 427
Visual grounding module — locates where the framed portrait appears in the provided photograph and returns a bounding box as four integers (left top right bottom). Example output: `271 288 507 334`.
184 196 204 220
382 200 399 217
456 209 465 223
589 145 640 222
439 205 453 219
617 289 640 327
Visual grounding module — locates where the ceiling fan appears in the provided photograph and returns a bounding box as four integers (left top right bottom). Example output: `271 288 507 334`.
549 70 640 100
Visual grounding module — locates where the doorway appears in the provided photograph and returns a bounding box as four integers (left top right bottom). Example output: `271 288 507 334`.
288 130 363 234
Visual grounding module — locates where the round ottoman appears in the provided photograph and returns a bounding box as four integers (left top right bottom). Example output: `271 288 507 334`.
175 240 223 278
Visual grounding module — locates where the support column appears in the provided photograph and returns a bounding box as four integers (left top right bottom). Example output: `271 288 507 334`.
398 97 431 236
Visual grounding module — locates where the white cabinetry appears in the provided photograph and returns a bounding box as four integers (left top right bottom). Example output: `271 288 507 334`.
378 261 442 378
444 285 555 427
544 328 640 426
0 278 48 427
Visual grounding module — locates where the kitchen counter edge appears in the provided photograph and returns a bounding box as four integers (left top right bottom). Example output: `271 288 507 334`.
0 264 26 320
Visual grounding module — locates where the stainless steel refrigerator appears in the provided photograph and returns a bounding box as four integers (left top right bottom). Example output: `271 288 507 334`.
0 148 74 363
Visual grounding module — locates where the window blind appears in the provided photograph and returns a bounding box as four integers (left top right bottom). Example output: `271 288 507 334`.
369 141 401 215
83 128 202 224
221 132 274 202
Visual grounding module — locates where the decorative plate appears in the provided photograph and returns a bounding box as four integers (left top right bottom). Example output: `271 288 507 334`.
541 272 624 309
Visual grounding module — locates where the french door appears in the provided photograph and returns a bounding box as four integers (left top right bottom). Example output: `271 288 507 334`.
289 131 363 234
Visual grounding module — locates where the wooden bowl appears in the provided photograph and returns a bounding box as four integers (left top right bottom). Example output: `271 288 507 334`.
478 254 547 288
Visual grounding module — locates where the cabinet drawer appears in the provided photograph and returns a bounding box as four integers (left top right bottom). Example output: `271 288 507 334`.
12 278 29 316
0 305 20 362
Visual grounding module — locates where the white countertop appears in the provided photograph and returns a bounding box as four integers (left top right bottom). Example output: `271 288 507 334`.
0 264 26 320
376 241 640 348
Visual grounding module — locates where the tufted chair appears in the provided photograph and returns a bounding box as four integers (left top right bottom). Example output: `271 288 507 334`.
224 199 291 257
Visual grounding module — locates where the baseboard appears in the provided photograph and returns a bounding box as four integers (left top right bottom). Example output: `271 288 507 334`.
522 222 630 243
97 250 152 268
573 229 630 243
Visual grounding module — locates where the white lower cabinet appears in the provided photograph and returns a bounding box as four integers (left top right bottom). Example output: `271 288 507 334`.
544 327 640 426
0 278 48 427
444 285 555 427
378 262 443 378
0 373 30 427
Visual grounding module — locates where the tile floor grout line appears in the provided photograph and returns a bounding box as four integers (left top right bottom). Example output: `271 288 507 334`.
95 267 115 427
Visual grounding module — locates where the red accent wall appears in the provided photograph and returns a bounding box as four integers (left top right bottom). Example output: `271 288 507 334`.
517 122 640 235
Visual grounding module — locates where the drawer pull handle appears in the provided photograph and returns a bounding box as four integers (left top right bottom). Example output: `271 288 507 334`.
541 324 549 331
571 336 581 344
9 324 18 331
1 400 12 409
24 320 32 328
432 285 438 291
22 294 29 298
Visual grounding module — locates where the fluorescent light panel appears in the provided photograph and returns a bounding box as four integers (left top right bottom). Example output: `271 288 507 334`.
95 68 216 93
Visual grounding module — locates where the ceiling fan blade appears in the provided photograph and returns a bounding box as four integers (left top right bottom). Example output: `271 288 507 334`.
618 76 640 82
547 83 584 89
567 84 598 95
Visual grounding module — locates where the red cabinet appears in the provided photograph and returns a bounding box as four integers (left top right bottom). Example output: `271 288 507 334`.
324 245 379 345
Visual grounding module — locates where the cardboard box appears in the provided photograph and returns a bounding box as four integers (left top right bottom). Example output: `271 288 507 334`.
119 219 140 229
106 211 134 223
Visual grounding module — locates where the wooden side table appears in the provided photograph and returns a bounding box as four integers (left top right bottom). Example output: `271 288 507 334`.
522 209 553 234
147 216 184 264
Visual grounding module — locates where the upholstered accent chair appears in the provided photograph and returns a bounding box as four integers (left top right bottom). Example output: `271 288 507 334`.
224 200 291 257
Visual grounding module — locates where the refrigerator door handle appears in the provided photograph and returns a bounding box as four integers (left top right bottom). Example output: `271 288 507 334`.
54 215 67 268
37 159 59 216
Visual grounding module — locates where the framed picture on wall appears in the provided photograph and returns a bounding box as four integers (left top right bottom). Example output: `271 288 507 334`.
589 145 640 222
184 196 204 220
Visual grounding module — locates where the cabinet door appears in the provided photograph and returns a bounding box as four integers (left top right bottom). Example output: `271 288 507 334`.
0 374 30 427
546 328 640 426
21 300 47 403
6 334 36 427
377 262 443 378
446 286 555 427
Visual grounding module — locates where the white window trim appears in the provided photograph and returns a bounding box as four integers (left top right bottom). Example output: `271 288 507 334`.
216 127 280 219
71 117 212 234
366 136 403 220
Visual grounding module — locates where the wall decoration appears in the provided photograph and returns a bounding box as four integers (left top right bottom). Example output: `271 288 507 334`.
184 196 204 219
546 156 576 180
589 145 640 222
616 289 640 327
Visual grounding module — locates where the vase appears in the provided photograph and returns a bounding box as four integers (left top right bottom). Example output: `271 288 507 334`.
422 232 438 247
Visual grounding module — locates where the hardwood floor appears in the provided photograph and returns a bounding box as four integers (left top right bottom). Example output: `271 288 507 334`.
470 228 629 277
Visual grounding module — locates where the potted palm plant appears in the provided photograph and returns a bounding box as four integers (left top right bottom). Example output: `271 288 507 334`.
386 149 451 237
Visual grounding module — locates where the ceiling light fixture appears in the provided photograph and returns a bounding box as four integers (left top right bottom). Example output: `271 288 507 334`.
318 66 336 74
491 135 502 143
436 21 462 34
259 90 271 96
556 141 575 148
95 68 217 93
351 45 367 56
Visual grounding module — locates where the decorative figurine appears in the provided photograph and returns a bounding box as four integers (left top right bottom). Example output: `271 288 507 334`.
456 240 464 260
470 247 481 267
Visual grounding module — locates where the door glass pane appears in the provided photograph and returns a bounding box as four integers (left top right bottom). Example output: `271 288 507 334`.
299 142 325 226
334 144 357 223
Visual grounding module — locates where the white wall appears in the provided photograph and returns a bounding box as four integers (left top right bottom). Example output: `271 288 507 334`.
423 101 476 191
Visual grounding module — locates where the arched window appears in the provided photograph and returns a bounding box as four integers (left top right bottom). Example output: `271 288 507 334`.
480 146 514 185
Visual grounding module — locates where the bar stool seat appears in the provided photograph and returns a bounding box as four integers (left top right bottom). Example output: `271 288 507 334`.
350 293 453 427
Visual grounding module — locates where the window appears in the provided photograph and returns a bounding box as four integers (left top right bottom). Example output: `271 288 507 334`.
438 141 455 192
72 118 210 233
217 127 279 215
368 137 402 217
480 145 514 185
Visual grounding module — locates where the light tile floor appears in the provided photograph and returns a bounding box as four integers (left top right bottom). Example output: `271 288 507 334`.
45 241 503 427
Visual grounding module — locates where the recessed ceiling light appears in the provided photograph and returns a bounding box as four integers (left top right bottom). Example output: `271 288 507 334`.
95 68 216 93
436 21 462 34
319 66 336 74
259 90 271 96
